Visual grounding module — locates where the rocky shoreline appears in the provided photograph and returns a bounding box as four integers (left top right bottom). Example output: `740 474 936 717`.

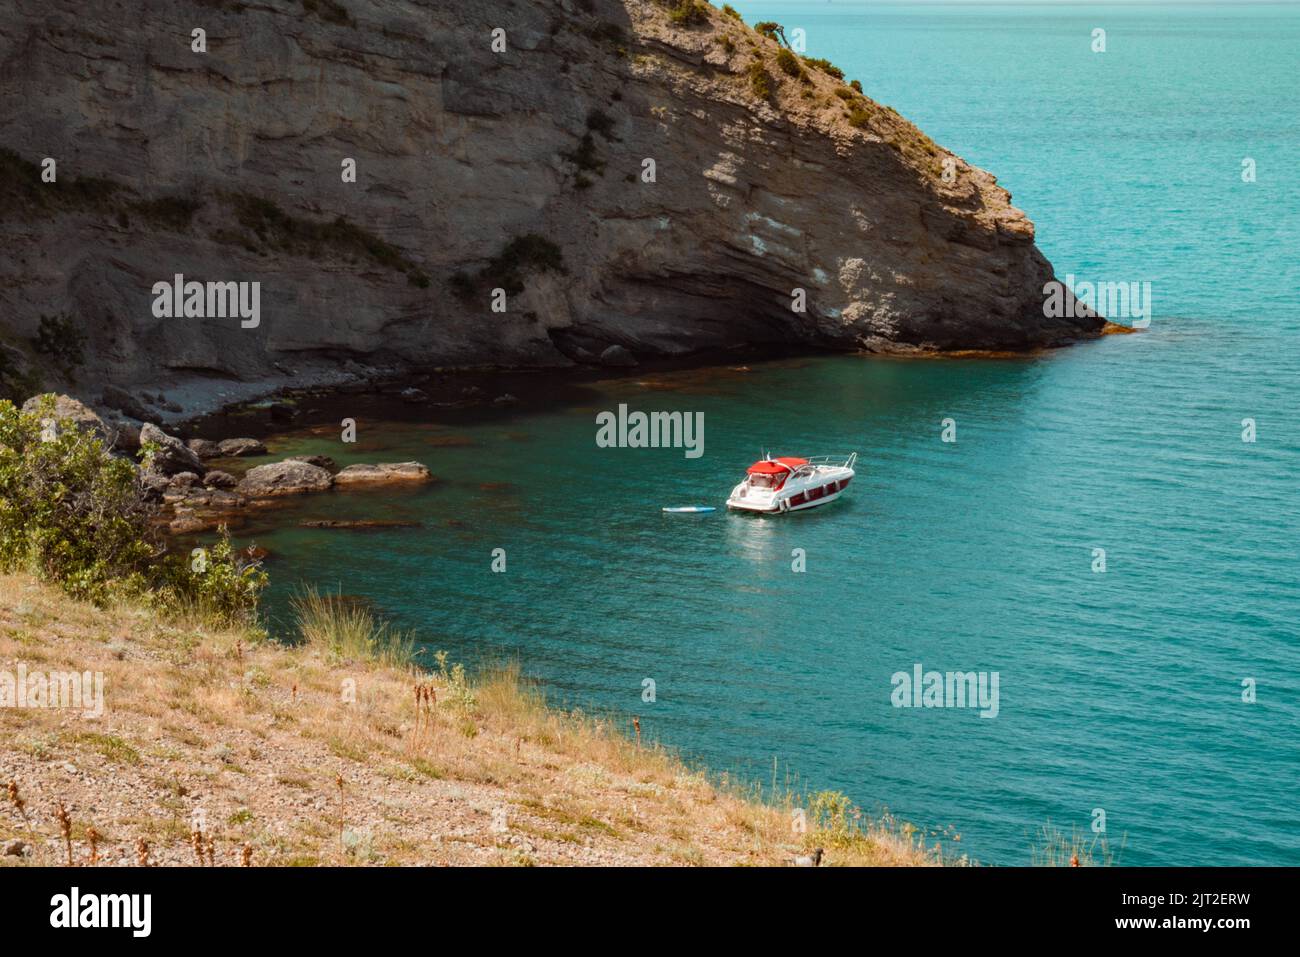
23 393 435 535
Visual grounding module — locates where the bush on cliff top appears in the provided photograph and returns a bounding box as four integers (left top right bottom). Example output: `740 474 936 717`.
754 21 788 46
803 56 845 80
747 59 774 101
0 396 264 619
666 1 709 28
775 48 805 80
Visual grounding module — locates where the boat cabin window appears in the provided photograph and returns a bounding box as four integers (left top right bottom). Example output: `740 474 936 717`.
749 472 780 489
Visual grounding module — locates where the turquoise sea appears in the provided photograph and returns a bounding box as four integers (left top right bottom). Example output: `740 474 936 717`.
236 3 1299 865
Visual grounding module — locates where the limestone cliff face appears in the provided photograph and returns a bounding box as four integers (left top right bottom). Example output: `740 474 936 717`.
0 0 1101 405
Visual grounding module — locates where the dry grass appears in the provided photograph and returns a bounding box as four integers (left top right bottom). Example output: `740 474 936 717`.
0 573 941 866
290 586 415 668
1032 822 1125 867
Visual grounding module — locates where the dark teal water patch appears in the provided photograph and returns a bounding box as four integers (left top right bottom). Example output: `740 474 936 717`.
231 4 1299 865
240 337 1299 866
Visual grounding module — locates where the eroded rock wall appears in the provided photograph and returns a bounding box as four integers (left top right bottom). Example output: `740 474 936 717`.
0 0 1102 405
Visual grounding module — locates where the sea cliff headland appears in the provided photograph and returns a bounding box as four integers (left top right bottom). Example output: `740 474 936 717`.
0 0 1102 418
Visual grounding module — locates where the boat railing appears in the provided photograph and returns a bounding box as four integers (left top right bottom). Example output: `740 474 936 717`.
802 453 858 470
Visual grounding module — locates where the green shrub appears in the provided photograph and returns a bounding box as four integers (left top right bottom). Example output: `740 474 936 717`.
563 133 605 182
449 271 476 301
747 59 773 100
585 22 626 49
754 21 787 46
0 148 124 219
487 234 566 295
151 532 268 627
560 113 616 184
850 79 863 93
450 235 566 300
808 789 855 837
0 147 49 215
586 108 618 140
722 4 742 21
32 314 86 380
835 87 856 101
0 396 154 603
803 57 844 80
0 396 266 621
848 105 872 129
434 650 476 711
667 0 707 27
775 48 803 79
228 193 425 285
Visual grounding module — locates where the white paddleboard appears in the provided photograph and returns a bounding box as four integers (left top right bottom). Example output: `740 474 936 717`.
662 506 716 513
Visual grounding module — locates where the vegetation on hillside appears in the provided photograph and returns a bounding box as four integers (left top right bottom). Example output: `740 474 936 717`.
450 234 566 301
0 567 945 866
646 6 946 174
0 396 263 618
0 147 428 287
0 391 948 867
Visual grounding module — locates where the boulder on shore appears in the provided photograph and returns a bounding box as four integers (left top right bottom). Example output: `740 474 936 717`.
103 416 142 452
186 438 223 459
169 513 223 534
138 469 171 502
203 470 238 489
287 454 338 471
218 437 268 457
21 393 112 444
101 385 153 422
599 344 638 368
166 471 200 492
140 422 207 477
237 460 333 497
333 462 433 486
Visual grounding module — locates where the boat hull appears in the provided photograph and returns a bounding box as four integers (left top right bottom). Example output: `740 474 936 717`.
726 473 854 513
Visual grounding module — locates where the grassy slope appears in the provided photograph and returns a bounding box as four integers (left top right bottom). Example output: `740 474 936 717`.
0 573 940 867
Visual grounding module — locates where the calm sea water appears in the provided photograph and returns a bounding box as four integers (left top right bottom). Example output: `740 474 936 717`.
240 3 1300 865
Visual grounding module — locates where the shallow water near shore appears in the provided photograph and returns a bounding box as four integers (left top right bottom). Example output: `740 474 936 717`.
233 3 1299 865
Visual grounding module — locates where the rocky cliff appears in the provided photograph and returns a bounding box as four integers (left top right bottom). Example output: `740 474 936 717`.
0 0 1102 411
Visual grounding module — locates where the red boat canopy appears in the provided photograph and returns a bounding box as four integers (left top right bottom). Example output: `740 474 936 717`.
747 457 808 475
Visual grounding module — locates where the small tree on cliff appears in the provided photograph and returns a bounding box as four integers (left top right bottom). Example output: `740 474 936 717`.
754 21 790 47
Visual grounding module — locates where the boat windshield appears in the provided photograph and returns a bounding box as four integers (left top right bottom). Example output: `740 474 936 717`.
748 473 783 490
